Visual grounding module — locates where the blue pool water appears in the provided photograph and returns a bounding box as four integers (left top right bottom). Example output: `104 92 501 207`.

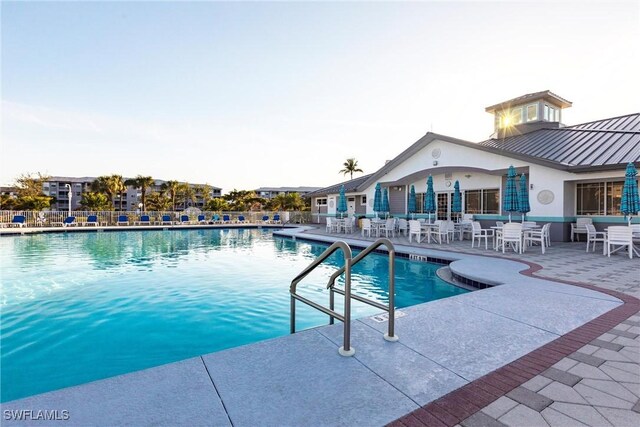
0 228 467 402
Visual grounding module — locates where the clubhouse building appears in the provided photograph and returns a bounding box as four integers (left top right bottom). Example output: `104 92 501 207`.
307 91 640 241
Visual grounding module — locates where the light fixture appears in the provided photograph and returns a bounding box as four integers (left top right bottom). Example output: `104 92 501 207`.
464 174 472 179
530 184 534 190
433 160 438 166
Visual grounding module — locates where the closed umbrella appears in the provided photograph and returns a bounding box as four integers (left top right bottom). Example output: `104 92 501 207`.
425 175 436 223
373 183 382 218
408 185 417 219
621 162 640 225
337 185 348 218
503 165 520 222
452 180 462 221
382 188 390 218
518 173 531 221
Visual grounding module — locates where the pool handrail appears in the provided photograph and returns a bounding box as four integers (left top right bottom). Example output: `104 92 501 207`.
290 241 354 356
326 238 397 343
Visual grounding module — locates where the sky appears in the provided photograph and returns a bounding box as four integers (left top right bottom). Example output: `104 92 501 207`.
2 0 639 191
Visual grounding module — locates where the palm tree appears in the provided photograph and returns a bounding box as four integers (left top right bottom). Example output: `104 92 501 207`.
92 175 125 210
161 180 180 211
109 175 126 211
339 158 363 179
126 175 155 211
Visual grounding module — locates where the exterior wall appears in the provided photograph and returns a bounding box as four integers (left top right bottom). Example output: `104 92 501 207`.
355 196 366 215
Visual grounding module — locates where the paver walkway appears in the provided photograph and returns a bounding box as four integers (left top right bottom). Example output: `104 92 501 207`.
298 225 640 427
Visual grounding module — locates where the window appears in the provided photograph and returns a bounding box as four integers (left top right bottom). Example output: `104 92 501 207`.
361 195 367 205
511 107 523 125
316 198 327 206
544 104 558 122
526 104 538 122
576 181 624 215
464 189 499 214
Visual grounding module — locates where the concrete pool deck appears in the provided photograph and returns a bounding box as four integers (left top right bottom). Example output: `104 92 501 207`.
1 226 636 426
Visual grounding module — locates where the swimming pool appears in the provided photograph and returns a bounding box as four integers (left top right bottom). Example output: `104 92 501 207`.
0 228 467 402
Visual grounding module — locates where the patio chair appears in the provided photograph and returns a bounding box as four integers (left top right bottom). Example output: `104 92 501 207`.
116 215 129 226
523 221 537 228
272 214 281 224
430 221 449 244
571 218 593 242
340 216 355 234
408 220 422 243
524 223 550 254
606 226 633 259
179 215 190 225
85 215 99 226
262 215 269 223
197 215 206 224
496 221 504 228
159 215 173 225
471 222 494 250
361 218 372 237
223 215 231 224
397 218 408 237
212 214 221 224
379 218 395 238
544 223 552 247
237 215 246 223
135 215 151 226
326 217 337 233
585 223 606 254
500 223 523 254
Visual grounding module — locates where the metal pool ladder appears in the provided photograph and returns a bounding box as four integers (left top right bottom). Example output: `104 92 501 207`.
290 238 398 357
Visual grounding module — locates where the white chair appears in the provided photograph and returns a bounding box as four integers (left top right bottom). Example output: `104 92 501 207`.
397 218 408 236
459 220 473 241
408 220 422 243
325 217 337 233
524 223 550 254
430 221 449 244
496 221 504 227
446 221 456 242
378 218 395 238
471 222 494 249
607 226 633 259
544 223 552 247
501 223 523 254
361 219 372 238
523 221 537 228
571 218 593 242
340 216 355 234
462 214 474 221
585 223 606 254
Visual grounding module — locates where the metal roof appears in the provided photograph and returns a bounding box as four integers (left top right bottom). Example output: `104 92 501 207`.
478 113 640 168
305 174 373 198
255 186 321 193
485 90 572 112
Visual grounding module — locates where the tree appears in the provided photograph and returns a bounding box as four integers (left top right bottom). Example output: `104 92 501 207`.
80 192 113 211
205 198 229 211
178 183 196 209
145 192 171 211
12 172 53 210
222 189 265 211
267 193 307 211
195 184 213 206
161 180 180 210
339 158 363 180
125 175 155 211
0 194 16 210
92 175 125 210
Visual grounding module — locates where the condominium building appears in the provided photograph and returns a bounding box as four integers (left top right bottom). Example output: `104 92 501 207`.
43 177 222 211
255 186 322 200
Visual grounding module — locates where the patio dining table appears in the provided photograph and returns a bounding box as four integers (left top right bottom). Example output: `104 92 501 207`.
491 224 541 251
370 218 386 237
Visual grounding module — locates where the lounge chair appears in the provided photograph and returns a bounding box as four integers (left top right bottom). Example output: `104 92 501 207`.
60 216 77 227
135 215 151 226
197 215 206 224
159 215 173 225
223 215 231 224
179 215 191 225
85 215 99 226
272 214 281 224
211 214 221 224
117 215 129 226
237 215 246 223
6 215 26 228
262 215 269 223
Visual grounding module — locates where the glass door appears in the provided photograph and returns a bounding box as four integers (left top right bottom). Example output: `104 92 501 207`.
436 192 453 220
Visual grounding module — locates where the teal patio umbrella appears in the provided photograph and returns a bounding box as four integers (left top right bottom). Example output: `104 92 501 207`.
452 180 462 221
621 162 640 225
408 185 417 219
518 173 531 221
382 188 390 218
337 185 348 218
503 165 520 222
425 175 436 222
373 183 382 218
